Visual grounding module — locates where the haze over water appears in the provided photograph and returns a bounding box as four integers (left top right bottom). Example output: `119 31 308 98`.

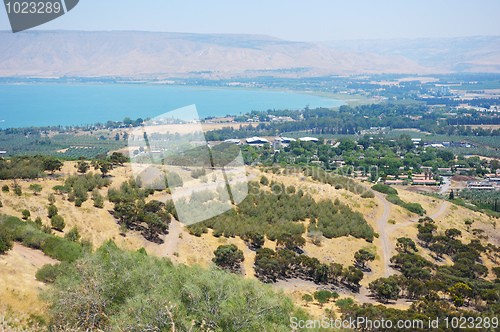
0 84 343 128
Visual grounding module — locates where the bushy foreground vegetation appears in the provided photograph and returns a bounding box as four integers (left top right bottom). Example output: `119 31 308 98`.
40 240 303 331
255 247 364 291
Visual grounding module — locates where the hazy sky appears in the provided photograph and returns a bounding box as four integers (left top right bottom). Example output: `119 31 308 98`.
1 0 499 41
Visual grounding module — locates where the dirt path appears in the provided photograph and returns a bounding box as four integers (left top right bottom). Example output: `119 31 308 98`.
12 243 58 268
373 192 392 277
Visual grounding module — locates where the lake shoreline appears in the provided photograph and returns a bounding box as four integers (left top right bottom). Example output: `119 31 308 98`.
0 83 344 129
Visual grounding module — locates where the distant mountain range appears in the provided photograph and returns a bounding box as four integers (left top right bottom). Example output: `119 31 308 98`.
320 36 500 74
0 31 498 79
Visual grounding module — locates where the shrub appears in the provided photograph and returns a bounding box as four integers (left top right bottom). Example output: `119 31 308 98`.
260 175 269 186
335 297 354 309
41 237 82 262
48 193 56 205
302 294 313 302
22 209 31 219
14 187 22 196
1 185 9 192
75 199 83 207
212 244 244 272
51 215 65 232
36 262 70 283
386 194 404 205
0 200 3 207
372 184 398 195
43 241 296 331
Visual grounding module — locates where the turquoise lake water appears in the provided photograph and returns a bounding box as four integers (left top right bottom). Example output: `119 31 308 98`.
0 84 343 128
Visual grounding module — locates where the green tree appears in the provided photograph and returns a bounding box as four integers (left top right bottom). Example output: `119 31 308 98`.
445 228 462 239
449 189 454 200
212 244 244 272
93 192 104 208
22 209 31 219
276 233 306 251
65 226 81 242
29 184 42 195
43 159 63 174
492 266 500 281
313 290 333 305
0 224 13 254
51 215 66 232
342 266 364 290
354 249 375 269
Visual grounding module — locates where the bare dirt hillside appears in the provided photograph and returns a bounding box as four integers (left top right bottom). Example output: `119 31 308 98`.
1 162 499 321
0 31 426 78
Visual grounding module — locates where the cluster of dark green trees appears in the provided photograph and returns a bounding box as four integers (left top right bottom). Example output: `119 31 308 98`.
188 180 375 245
64 172 111 207
254 247 364 291
109 179 174 242
365 217 500 318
